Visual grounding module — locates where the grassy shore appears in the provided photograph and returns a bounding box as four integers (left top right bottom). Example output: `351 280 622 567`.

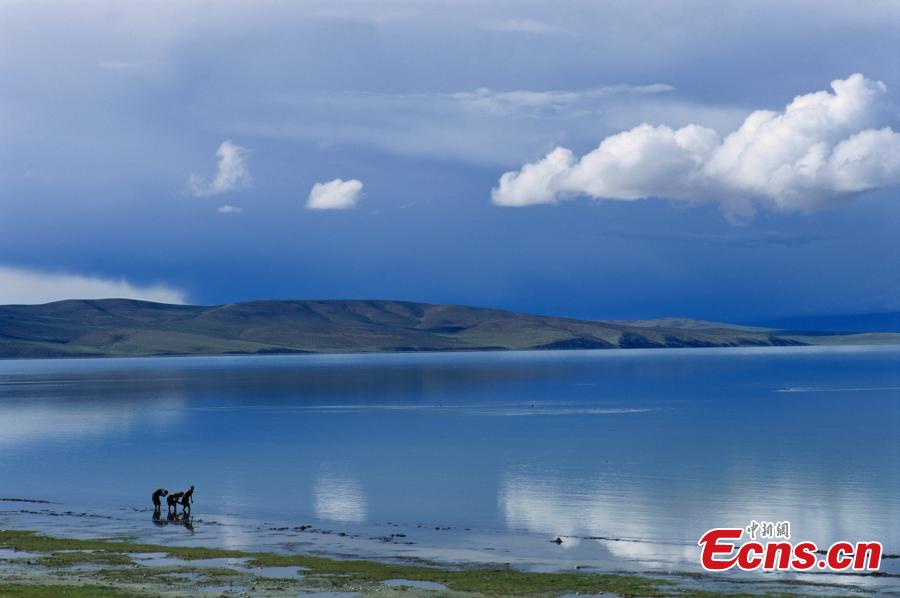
0 529 670 596
0 529 871 597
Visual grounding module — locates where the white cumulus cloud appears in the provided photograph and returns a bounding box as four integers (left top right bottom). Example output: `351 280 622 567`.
0 265 187 305
306 178 364 210
188 140 251 197
492 74 900 217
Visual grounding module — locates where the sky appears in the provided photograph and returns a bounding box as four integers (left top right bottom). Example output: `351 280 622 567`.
0 0 898 322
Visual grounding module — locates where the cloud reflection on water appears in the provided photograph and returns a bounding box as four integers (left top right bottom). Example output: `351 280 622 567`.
0 394 185 447
498 471 693 564
499 466 899 569
314 472 367 524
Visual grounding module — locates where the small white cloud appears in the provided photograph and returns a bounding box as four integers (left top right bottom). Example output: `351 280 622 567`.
187 140 251 197
217 204 243 214
306 178 364 210
0 265 187 305
450 84 674 116
485 18 569 35
98 59 153 70
492 74 900 218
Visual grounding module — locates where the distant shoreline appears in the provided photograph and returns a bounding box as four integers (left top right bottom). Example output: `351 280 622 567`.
1 338 898 362
2 298 899 360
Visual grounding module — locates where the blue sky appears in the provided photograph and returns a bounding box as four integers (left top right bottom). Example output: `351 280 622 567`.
0 0 898 321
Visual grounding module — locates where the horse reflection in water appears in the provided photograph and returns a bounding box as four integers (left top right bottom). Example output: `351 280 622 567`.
152 510 195 533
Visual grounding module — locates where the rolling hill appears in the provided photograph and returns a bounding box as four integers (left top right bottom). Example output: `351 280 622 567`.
0 299 897 359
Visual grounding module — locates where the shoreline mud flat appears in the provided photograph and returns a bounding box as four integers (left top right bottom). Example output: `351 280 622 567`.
0 505 892 597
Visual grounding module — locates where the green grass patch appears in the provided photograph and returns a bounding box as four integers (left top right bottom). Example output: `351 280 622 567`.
95 566 192 585
0 584 133 597
445 570 667 596
96 565 247 585
0 529 244 560
245 554 669 595
37 551 134 568
1 529 671 596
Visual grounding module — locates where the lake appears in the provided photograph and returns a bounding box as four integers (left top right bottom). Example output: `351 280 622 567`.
1 346 898 588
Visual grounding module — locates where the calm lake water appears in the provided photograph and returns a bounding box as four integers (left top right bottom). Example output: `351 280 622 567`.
1 346 898 583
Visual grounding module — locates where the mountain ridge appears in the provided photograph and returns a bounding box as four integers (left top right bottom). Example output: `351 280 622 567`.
1 298 897 359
